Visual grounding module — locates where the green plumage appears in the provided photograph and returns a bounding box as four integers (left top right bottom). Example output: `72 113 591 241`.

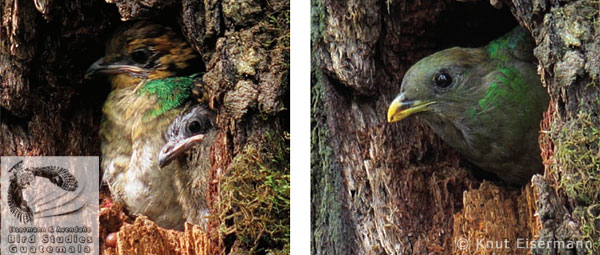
388 27 549 185
476 67 529 114
138 75 199 121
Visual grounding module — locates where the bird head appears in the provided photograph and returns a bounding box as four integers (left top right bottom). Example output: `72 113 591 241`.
16 170 34 189
86 21 204 89
387 47 488 123
158 105 216 168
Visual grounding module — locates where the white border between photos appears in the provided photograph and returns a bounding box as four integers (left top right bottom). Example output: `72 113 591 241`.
290 0 311 254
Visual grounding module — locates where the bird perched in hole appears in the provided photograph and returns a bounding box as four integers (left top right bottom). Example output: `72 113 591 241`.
387 27 549 186
158 104 218 227
86 21 208 229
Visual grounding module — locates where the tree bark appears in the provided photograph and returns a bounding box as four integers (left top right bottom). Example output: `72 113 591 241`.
311 0 599 254
1 0 289 254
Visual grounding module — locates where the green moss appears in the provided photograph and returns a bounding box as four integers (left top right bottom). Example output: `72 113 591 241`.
574 205 600 252
309 2 352 253
310 0 327 47
216 130 290 254
310 65 349 253
586 1 600 24
265 9 290 51
552 107 600 203
551 96 600 253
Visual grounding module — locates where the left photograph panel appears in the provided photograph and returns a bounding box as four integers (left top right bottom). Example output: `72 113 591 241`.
0 0 290 254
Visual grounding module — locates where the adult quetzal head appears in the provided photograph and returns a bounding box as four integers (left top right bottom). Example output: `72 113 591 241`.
387 47 487 123
387 27 549 186
85 21 203 88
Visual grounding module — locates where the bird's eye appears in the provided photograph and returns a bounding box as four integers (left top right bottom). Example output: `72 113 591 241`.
188 121 202 134
131 50 149 64
434 72 452 88
187 119 211 135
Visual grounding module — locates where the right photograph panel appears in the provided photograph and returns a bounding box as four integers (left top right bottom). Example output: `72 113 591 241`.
311 0 599 254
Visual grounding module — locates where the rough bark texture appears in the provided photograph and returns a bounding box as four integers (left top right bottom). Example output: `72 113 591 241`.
312 0 599 254
1 0 116 156
1 0 289 254
510 0 600 254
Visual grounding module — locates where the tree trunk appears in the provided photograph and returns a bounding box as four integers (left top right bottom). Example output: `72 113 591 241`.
311 0 599 254
1 0 290 254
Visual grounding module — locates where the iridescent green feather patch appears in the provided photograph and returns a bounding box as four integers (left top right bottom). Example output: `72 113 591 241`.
486 32 511 62
477 67 530 113
138 74 201 121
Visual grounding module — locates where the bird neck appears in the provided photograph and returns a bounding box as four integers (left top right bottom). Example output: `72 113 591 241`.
422 113 475 152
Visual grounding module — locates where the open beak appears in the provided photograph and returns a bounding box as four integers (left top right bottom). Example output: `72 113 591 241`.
158 134 206 168
85 57 147 79
387 93 435 123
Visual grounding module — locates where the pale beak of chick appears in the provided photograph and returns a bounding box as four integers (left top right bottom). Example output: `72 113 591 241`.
387 93 436 123
158 134 206 168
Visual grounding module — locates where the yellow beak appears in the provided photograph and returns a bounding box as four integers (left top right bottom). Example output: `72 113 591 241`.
387 93 435 123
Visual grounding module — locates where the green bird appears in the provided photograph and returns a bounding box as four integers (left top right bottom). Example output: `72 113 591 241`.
86 21 206 229
387 27 549 186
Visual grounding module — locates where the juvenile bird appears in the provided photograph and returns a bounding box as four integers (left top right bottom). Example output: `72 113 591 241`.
387 27 549 186
86 21 205 229
158 104 218 227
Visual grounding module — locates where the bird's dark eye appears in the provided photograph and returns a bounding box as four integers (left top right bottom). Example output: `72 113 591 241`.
188 121 202 134
131 50 149 64
187 119 211 135
434 72 452 88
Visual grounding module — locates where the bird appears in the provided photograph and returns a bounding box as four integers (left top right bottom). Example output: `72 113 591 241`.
158 104 218 227
387 27 549 186
7 160 79 223
86 21 207 230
